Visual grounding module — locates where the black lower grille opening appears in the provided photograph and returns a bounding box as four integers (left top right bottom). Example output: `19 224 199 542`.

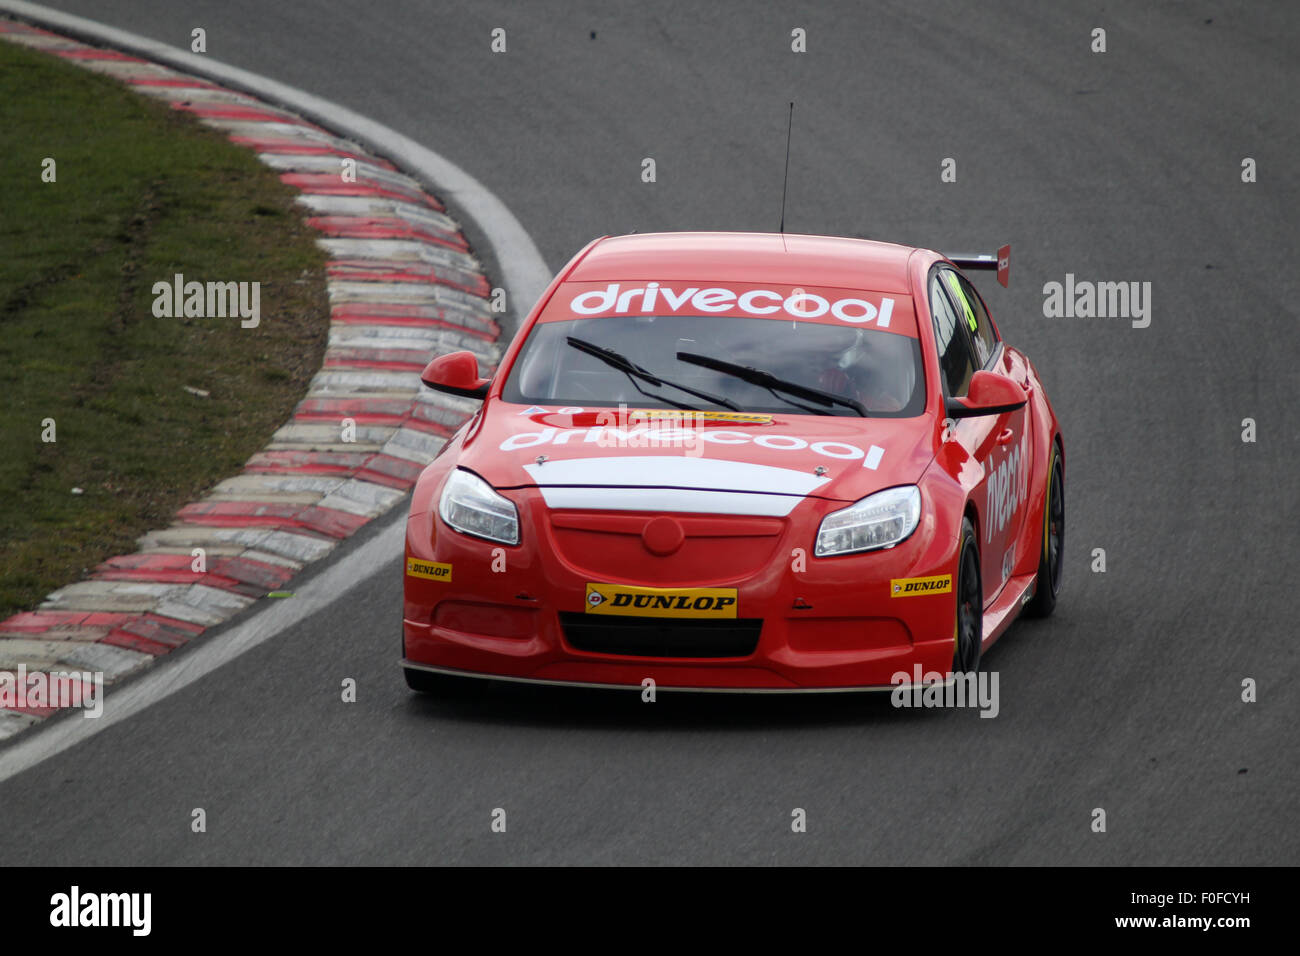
559 612 761 658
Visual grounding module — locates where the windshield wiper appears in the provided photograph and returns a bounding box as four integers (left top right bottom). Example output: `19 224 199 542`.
675 351 869 417
565 337 740 411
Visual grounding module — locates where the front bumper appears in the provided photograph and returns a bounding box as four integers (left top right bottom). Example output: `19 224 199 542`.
399 659 948 693
402 487 960 691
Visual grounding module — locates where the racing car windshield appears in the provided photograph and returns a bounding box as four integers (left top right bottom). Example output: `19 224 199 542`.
502 314 925 417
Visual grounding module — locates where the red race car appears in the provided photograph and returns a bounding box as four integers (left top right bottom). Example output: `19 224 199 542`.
402 232 1063 693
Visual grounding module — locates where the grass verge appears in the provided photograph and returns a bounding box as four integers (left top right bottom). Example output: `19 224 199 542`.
0 38 330 619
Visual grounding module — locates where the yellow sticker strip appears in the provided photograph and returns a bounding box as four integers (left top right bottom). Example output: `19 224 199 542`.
630 409 773 425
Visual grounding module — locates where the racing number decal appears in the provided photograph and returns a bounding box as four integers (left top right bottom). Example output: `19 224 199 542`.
585 583 738 619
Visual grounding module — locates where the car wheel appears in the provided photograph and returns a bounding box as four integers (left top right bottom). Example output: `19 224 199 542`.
1025 441 1064 618
953 516 982 674
404 666 477 695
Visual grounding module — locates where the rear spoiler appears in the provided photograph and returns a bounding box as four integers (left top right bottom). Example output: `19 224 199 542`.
944 244 1010 288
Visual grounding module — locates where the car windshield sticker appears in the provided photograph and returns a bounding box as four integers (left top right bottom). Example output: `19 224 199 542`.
542 281 917 337
943 271 977 333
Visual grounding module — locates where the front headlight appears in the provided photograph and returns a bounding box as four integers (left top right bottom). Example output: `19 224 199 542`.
814 485 921 557
438 468 520 545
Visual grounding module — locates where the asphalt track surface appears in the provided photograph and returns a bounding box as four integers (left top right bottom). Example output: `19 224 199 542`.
2 1 1296 865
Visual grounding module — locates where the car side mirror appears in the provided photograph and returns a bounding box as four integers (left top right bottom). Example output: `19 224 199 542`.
420 351 490 400
945 370 1027 418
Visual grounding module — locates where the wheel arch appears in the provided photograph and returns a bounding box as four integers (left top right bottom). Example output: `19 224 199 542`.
963 498 981 548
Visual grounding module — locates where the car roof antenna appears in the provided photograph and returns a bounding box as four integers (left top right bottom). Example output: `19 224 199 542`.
779 101 794 235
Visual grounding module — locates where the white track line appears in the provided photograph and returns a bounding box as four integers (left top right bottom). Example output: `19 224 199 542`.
0 514 405 783
0 1 550 781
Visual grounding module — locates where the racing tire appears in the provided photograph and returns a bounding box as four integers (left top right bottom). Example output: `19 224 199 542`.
1025 441 1064 619
953 516 982 674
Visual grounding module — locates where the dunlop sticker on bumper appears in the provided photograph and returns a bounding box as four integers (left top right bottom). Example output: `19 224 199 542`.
585 583 738 618
890 574 952 597
407 558 452 582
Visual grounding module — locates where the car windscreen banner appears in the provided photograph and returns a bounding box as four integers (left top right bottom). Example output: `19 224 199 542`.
543 281 918 337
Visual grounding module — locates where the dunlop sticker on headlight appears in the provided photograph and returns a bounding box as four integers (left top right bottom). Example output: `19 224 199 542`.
890 575 952 597
407 558 452 582
585 583 738 618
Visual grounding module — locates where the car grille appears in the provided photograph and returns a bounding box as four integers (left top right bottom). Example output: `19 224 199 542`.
548 512 784 585
558 612 761 658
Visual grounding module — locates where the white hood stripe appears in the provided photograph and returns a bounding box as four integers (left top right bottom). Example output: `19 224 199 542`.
520 456 831 516
521 456 830 496
532 486 806 517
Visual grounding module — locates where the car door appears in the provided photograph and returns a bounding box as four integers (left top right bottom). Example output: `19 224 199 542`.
929 267 1026 605
950 268 1033 589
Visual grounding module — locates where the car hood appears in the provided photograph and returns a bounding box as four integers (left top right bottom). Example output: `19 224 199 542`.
459 404 937 517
